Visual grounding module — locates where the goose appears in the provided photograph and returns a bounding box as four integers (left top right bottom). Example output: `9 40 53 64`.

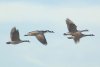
24 30 54 45
67 32 94 43
64 18 95 43
6 27 30 44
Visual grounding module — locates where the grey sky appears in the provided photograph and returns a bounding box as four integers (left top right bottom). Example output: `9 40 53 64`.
0 0 100 67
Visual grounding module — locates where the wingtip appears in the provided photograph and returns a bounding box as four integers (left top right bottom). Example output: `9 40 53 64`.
66 18 71 21
43 42 48 46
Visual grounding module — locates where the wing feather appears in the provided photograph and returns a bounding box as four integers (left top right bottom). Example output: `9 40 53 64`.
10 27 20 41
66 18 78 32
36 33 47 45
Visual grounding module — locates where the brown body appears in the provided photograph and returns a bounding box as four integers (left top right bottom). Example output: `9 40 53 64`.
25 30 54 45
6 27 30 44
64 18 94 43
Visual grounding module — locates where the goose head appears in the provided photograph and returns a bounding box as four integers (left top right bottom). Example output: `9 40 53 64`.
45 30 54 33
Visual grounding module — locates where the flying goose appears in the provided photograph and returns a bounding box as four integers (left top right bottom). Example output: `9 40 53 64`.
64 18 95 43
24 30 54 45
6 27 30 44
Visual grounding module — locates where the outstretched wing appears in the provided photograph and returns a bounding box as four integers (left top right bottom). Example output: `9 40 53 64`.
36 33 47 45
10 27 20 41
66 18 78 32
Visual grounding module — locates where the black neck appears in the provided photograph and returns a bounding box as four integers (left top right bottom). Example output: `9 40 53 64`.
84 34 94 36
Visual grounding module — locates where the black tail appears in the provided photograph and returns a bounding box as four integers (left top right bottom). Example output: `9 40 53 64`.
24 35 28 36
6 42 11 44
63 33 71 35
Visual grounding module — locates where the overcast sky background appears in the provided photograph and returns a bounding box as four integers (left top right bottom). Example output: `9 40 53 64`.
0 0 100 67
